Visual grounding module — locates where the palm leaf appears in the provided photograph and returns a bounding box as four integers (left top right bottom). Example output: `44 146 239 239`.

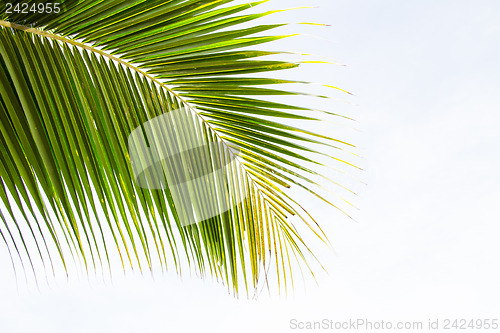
0 0 356 296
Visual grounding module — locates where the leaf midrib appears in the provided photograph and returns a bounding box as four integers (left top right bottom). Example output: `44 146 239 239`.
0 19 241 158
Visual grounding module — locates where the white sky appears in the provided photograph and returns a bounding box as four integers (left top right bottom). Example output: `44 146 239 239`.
1 1 500 332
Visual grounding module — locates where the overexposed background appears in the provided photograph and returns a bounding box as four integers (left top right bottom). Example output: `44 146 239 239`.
1 0 499 332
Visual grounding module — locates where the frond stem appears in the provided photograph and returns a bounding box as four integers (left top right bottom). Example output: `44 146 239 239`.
0 20 240 156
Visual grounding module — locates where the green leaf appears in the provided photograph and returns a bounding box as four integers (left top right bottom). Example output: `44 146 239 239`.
0 0 356 297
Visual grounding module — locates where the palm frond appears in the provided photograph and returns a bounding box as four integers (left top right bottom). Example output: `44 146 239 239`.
0 0 356 296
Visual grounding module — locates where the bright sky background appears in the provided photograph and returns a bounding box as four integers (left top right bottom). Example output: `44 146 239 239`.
1 1 500 332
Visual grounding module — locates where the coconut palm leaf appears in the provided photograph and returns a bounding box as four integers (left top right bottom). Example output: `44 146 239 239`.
0 0 356 296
